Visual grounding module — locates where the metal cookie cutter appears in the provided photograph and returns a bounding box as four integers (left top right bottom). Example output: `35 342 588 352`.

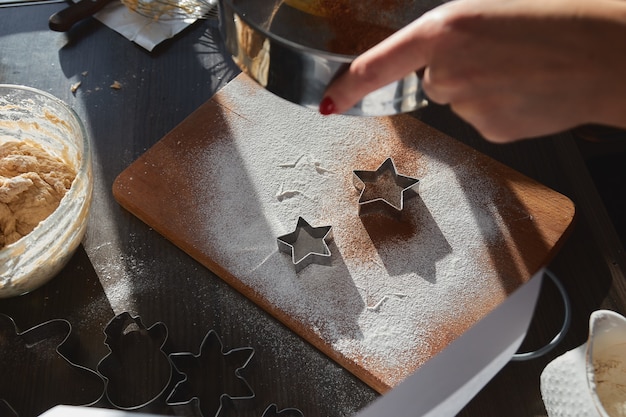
0 314 105 417
353 157 420 217
166 329 255 417
0 400 17 417
96 312 173 410
262 403 305 417
277 217 333 273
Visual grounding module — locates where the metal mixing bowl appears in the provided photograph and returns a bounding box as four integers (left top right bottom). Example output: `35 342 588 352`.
218 0 441 116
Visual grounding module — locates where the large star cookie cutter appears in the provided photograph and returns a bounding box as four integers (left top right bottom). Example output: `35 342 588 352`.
277 217 333 273
352 157 420 217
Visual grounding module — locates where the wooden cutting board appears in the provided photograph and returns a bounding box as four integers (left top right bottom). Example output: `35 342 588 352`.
113 74 575 394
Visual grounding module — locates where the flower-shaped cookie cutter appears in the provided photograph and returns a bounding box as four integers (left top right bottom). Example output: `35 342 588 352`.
353 157 420 217
166 329 255 417
219 397 304 417
277 217 333 273
262 403 305 417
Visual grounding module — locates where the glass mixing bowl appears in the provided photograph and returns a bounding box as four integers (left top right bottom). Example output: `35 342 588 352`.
0 85 93 298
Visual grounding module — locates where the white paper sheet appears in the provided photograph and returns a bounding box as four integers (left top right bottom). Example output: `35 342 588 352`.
355 269 544 417
93 0 215 51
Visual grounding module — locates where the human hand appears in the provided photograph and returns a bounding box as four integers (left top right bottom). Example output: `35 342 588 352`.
319 0 626 142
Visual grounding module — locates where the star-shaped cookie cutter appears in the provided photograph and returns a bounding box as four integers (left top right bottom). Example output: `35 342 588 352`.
353 157 420 216
277 217 333 273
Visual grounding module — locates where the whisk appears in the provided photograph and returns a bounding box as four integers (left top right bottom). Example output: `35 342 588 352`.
121 0 217 20
121 0 333 22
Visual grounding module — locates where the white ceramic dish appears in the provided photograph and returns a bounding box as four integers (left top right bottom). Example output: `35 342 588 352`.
541 310 626 417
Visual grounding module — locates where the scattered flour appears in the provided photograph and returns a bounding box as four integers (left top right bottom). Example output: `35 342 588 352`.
135 78 549 391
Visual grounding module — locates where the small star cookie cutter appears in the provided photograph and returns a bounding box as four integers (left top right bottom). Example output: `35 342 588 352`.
353 157 420 217
277 217 333 273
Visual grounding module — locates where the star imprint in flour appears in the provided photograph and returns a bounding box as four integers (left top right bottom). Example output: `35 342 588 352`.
277 217 333 273
353 157 420 216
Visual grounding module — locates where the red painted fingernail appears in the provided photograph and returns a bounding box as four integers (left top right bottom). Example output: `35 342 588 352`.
319 96 336 115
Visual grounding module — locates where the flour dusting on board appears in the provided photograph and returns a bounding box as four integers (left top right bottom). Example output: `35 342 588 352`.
150 77 544 391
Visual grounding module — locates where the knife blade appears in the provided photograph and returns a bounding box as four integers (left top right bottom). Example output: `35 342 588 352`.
49 0 115 32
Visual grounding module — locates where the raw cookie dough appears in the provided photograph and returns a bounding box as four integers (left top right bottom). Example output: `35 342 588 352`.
0 139 76 249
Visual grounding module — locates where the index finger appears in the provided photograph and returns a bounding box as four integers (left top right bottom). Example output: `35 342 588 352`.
320 15 436 115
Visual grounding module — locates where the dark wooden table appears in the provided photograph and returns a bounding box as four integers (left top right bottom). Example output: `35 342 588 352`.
1 4 625 416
